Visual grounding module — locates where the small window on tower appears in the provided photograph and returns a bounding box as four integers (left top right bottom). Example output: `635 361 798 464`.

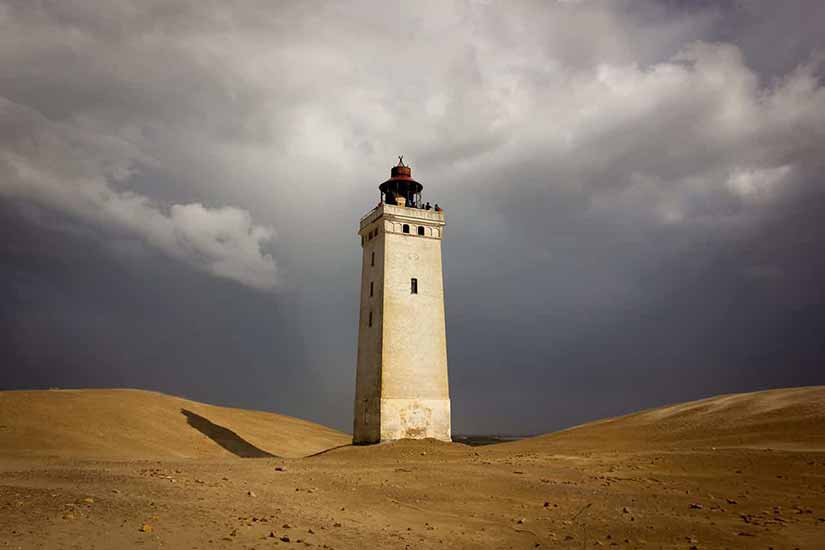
370 281 374 297
403 224 410 233
371 251 375 266
411 278 418 294
368 311 373 327
417 226 425 236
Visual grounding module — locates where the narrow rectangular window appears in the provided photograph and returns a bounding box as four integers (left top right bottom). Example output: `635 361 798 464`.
411 278 418 294
370 281 374 297
371 251 375 266
368 311 373 327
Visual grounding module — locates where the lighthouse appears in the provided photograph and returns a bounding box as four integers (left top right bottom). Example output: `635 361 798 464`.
353 159 451 444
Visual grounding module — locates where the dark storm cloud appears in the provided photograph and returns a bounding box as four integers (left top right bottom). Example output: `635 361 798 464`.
1 0 824 433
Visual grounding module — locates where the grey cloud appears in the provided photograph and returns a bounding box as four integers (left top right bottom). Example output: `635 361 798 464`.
1 0 824 433
0 98 277 290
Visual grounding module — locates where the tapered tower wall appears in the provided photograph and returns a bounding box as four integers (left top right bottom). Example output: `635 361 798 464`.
353 211 385 444
354 201 451 444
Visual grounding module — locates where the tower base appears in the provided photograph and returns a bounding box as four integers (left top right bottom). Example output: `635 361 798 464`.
380 398 451 442
353 398 451 444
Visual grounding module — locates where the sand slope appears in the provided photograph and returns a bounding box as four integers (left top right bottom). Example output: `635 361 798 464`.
0 389 349 459
1 387 824 549
506 386 825 453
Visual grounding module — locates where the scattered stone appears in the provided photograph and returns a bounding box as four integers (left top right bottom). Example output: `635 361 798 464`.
689 503 703 510
516 518 526 524
622 507 630 514
726 498 738 504
283 524 291 529
275 466 286 472
543 501 550 508
111 489 121 494
737 531 755 537
281 535 291 542
62 513 75 520
269 531 277 538
564 535 574 541
333 522 342 528
140 524 153 533
308 528 315 534
82 497 94 504
248 490 257 498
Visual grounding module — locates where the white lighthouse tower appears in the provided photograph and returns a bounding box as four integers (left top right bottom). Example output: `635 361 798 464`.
353 159 451 444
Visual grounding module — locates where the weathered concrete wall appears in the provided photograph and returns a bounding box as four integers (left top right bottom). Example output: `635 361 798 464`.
353 213 385 444
353 204 451 443
380 398 451 441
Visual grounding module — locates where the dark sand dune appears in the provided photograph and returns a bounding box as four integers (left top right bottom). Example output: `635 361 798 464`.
0 388 349 459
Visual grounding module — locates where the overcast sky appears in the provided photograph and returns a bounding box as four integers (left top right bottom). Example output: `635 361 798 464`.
2 0 824 435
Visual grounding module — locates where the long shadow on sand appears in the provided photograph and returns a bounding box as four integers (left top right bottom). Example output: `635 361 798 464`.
180 409 276 458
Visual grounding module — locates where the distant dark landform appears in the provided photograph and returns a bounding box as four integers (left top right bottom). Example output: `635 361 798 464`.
451 434 529 446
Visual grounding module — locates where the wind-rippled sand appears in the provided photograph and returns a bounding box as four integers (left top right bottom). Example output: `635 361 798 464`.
1 387 823 549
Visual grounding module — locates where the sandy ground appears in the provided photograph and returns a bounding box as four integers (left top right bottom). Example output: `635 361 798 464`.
1 387 824 549
0 390 349 459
